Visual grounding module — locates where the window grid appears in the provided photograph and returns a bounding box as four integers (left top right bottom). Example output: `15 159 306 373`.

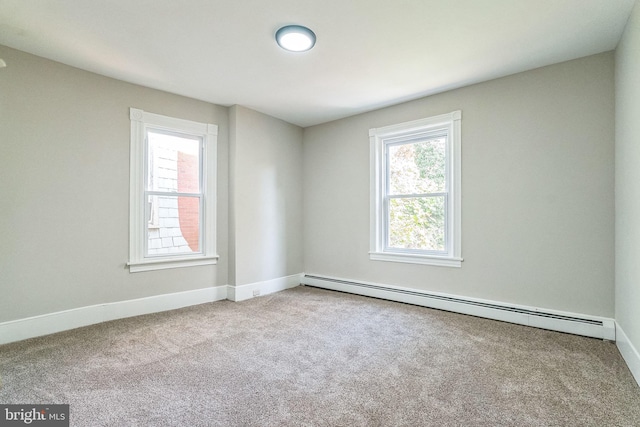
128 108 218 273
383 135 450 255
143 129 205 259
369 110 462 267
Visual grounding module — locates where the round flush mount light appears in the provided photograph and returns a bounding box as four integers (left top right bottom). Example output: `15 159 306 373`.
275 25 316 52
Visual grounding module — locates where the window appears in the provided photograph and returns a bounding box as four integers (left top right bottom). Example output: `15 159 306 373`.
369 111 462 267
129 108 218 272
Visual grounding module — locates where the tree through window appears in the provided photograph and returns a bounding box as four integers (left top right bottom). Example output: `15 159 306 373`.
369 111 462 267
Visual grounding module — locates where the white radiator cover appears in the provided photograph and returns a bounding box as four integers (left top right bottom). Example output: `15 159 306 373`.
301 274 615 340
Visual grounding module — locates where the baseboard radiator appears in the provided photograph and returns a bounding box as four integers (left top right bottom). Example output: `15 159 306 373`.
301 274 615 341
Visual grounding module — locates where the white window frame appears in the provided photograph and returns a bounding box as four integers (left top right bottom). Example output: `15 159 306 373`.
369 110 462 267
128 108 218 272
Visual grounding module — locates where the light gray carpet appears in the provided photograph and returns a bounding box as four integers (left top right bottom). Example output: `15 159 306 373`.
1 285 639 426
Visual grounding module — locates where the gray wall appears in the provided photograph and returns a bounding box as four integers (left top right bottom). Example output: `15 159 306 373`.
0 45 230 323
229 105 303 286
615 1 640 356
0 45 305 324
0 42 618 325
303 52 615 317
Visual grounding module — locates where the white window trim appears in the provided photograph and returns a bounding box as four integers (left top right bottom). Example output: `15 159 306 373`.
128 108 218 273
369 110 462 267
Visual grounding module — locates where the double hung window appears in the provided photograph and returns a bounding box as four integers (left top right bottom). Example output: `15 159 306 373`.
129 108 218 272
369 111 462 267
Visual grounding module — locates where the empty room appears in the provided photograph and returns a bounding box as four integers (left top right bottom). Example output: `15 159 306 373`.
1 0 640 425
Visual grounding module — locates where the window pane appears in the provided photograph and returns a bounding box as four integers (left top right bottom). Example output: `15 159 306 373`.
388 138 446 195
147 130 201 193
147 195 200 255
388 196 445 252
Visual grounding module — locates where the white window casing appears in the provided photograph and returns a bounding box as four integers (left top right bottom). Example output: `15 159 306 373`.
369 111 462 267
128 108 218 272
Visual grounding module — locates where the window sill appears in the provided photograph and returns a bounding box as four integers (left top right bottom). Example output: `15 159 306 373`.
128 255 219 273
369 251 462 268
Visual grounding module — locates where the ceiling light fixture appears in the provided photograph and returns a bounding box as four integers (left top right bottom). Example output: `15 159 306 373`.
275 25 316 52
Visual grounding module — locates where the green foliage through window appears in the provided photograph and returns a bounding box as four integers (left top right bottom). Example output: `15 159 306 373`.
387 137 446 252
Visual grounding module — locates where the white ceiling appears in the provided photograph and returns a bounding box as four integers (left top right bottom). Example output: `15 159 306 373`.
0 0 635 127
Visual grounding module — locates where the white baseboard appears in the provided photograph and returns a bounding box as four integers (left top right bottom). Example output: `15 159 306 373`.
1 274 306 345
302 274 616 340
616 323 640 387
228 273 303 302
0 286 228 345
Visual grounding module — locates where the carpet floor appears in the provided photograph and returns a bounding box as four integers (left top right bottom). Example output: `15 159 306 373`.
1 285 639 426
